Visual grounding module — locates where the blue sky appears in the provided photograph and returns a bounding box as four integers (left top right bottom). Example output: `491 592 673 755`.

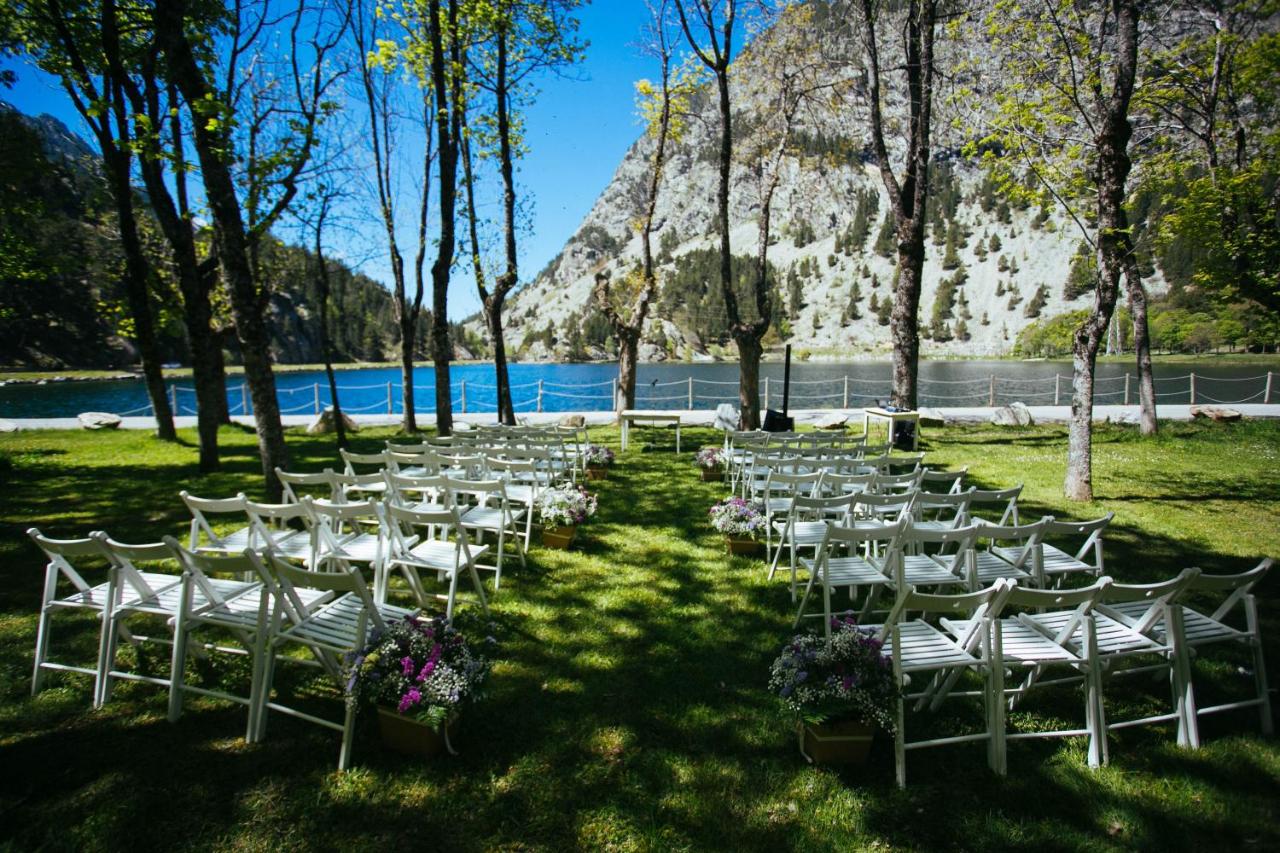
0 2 654 320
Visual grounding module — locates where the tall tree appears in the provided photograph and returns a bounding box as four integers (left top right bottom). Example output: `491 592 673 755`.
854 0 939 412
155 0 349 498
980 0 1147 500
1144 1 1280 314
676 0 772 429
354 0 432 433
127 61 226 469
15 0 177 440
463 0 584 425
593 0 688 415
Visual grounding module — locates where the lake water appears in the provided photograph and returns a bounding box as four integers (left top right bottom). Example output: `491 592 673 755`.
1 360 1273 419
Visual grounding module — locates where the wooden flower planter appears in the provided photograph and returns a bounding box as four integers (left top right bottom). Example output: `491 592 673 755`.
541 525 578 549
799 719 874 765
586 465 608 481
377 707 457 758
725 536 760 556
700 466 723 482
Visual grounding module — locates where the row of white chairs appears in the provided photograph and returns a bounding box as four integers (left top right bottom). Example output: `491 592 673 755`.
29 527 427 768
834 557 1272 787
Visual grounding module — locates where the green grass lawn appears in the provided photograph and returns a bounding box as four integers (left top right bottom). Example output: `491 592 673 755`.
0 420 1277 851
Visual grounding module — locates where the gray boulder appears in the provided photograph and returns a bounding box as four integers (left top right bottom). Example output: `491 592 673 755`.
559 414 586 428
78 411 122 430
1190 405 1242 422
0 418 18 433
306 407 360 435
812 413 848 430
991 402 1034 427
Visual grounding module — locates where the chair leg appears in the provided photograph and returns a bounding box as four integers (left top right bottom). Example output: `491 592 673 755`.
894 695 907 789
31 571 59 696
338 698 357 771
1086 660 1108 768
494 529 504 591
988 624 1007 776
254 644 279 743
1247 598 1273 736
99 618 125 706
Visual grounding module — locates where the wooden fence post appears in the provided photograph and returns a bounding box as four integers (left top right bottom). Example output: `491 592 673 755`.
537 379 544 413
314 382 321 414
1054 374 1061 406
989 375 996 407
171 384 179 416
1124 374 1131 406
843 375 850 409
1265 371 1273 404
460 380 467 414
764 377 770 410
688 376 694 410
241 384 249 416
611 377 618 410
1189 373 1196 404
387 382 394 415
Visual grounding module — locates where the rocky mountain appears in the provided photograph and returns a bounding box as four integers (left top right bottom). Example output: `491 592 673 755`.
487 3 1168 363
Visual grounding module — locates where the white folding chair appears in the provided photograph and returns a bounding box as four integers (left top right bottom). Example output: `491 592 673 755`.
938 577 1114 771
860 582 1011 788
382 504 490 619
794 520 903 630
970 518 1052 590
253 553 418 769
276 467 343 503
1105 559 1272 746
898 523 976 592
768 492 857 599
164 541 330 741
303 498 386 586
447 476 527 589
911 487 975 533
180 491 260 555
1016 513 1112 586
27 528 180 707
920 467 967 494
967 486 1022 527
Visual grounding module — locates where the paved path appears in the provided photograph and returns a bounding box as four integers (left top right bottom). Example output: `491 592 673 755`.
5 404 1279 431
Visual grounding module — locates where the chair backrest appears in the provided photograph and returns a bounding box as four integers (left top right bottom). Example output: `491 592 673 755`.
968 485 1023 526
1184 558 1272 626
876 579 1012 646
920 467 968 494
260 549 382 641
915 487 976 526
442 476 510 511
1043 512 1113 569
853 490 917 523
386 441 430 455
1099 567 1202 636
902 523 980 581
92 531 179 603
874 468 923 495
819 518 906 557
763 470 824 501
975 517 1052 573
882 452 925 473
243 498 310 547
788 491 858 524
383 503 472 561
1004 576 1114 651
163 536 265 618
383 471 453 508
821 471 877 497
340 449 388 476
276 468 341 503
180 491 250 551
29 527 108 603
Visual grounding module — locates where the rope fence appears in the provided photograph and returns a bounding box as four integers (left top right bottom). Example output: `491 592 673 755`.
142 370 1279 419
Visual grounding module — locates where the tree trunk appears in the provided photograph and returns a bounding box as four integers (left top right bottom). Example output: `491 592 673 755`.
156 2 289 498
1122 256 1158 435
400 318 417 432
485 298 516 424
891 231 927 410
315 251 347 450
101 148 176 441
184 286 225 469
427 0 459 436
616 332 640 415
736 334 763 429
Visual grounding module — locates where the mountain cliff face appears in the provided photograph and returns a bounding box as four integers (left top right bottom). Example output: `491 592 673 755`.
489 4 1166 362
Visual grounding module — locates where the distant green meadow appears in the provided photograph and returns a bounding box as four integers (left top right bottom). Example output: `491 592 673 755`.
0 420 1276 851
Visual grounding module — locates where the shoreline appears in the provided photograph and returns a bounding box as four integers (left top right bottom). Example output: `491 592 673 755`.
3 350 1277 386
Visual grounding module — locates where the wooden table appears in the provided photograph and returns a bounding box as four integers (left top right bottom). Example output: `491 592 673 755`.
620 411 682 453
862 407 920 451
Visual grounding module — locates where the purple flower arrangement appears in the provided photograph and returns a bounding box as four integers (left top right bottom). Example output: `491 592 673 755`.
768 615 899 731
708 496 765 538
695 446 725 470
583 444 615 467
347 615 491 730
